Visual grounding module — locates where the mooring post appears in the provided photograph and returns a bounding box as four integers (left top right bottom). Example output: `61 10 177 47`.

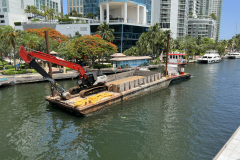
165 34 170 77
45 30 55 97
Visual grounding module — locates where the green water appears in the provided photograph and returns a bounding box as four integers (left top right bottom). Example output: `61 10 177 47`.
1 59 240 159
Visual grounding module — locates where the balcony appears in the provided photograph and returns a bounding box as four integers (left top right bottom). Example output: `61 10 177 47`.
161 0 171 4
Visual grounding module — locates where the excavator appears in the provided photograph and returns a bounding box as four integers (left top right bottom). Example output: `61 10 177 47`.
19 46 108 100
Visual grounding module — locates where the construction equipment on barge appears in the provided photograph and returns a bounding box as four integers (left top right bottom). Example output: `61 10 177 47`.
19 46 107 99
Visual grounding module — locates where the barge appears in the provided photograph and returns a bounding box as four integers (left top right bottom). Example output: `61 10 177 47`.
45 70 191 116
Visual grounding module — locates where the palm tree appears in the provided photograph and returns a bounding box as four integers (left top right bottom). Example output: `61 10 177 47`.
48 8 55 22
57 12 63 19
96 22 115 42
137 32 151 56
147 23 161 58
40 5 49 21
1 26 18 71
30 5 38 20
24 5 31 14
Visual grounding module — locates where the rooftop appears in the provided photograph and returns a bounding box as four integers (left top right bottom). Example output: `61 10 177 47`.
110 56 151 61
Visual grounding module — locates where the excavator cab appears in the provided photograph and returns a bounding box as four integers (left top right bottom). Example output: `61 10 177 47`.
82 73 96 87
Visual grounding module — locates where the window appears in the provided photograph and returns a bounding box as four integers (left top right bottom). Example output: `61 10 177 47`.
80 27 87 31
80 7 83 12
70 0 72 6
73 7 76 11
77 7 79 13
70 7 72 12
80 0 83 5
1 20 5 23
2 0 7 7
77 0 79 6
73 0 75 6
21 0 24 9
2 8 7 12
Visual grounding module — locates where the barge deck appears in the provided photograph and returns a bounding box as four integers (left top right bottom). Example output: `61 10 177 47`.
45 71 191 116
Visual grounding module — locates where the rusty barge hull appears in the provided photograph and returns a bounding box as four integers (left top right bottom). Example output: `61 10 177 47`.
45 71 191 116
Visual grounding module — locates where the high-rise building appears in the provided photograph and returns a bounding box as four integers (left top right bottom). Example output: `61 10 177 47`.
188 18 217 39
67 0 84 15
83 0 98 16
189 0 200 16
199 0 223 41
0 0 61 26
157 0 189 39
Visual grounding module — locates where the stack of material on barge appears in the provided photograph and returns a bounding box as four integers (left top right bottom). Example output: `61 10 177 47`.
45 70 191 116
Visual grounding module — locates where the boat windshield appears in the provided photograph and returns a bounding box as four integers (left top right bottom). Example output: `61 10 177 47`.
203 56 207 58
208 57 212 59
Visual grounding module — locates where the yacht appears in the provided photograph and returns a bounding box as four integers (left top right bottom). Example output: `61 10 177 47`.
227 52 240 59
197 50 222 63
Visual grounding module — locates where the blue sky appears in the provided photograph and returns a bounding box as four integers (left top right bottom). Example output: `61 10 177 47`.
62 0 237 40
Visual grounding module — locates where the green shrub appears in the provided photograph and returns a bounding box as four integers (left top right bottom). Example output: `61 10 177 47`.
93 64 112 69
58 18 74 23
32 19 39 22
0 65 14 70
14 22 22 26
2 69 37 75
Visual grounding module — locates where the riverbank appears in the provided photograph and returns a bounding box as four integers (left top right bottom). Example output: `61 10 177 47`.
0 71 78 86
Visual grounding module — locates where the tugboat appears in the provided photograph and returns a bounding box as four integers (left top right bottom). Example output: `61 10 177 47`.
168 52 188 65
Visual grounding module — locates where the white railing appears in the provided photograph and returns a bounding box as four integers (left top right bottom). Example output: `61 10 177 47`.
20 19 151 26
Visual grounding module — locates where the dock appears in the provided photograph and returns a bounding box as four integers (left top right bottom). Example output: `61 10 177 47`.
213 126 240 160
0 71 78 86
45 70 191 116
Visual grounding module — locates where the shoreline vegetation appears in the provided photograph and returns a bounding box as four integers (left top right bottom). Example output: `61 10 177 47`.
0 22 236 75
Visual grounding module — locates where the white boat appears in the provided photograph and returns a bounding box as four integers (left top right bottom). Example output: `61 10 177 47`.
139 67 150 71
197 50 221 63
227 52 240 59
168 52 188 65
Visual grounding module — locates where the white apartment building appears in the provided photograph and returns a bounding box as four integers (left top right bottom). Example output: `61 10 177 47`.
0 0 61 27
189 0 200 17
188 18 217 39
157 0 189 39
200 0 223 41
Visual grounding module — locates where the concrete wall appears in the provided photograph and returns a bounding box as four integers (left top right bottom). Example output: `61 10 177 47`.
22 23 57 30
5 12 28 27
14 23 91 37
55 24 90 36
110 8 122 18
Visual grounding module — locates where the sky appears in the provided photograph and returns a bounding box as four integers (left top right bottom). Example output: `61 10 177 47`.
62 0 238 40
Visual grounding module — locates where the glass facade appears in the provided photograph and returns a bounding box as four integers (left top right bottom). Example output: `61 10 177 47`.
83 0 99 15
91 24 149 53
113 59 150 68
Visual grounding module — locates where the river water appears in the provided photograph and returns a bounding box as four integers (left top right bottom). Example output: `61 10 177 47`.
1 59 240 160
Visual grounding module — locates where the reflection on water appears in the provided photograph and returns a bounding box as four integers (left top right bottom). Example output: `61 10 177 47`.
1 60 240 159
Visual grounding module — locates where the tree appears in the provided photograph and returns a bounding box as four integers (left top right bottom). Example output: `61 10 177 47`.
69 35 117 66
123 46 139 56
48 8 55 22
56 12 63 19
24 5 31 14
40 5 49 21
1 26 18 71
96 22 115 42
30 5 38 20
147 23 161 58
136 32 151 56
86 12 94 18
210 13 217 21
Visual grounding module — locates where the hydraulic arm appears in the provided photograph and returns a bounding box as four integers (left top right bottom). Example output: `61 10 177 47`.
19 46 108 99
